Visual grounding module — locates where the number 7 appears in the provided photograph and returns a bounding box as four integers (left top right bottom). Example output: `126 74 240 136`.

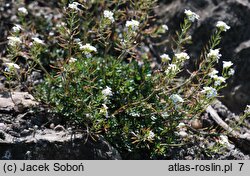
238 163 244 171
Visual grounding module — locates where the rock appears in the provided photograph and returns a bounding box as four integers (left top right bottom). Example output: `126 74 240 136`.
190 119 203 129
0 106 121 159
0 123 6 130
49 123 55 129
0 129 121 160
54 125 65 132
156 0 250 113
0 83 5 92
0 91 38 112
0 130 5 140
20 129 32 137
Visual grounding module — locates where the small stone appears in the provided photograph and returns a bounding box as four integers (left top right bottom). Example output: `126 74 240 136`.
0 123 6 130
191 119 203 129
54 125 65 132
50 123 55 129
179 131 188 138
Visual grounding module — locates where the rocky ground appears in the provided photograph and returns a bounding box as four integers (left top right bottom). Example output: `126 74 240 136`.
0 90 121 160
0 0 250 159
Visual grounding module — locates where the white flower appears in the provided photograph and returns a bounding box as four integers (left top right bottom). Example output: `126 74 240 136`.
216 21 230 32
228 68 235 76
208 69 219 78
178 131 188 138
168 64 178 70
68 2 82 11
7 36 22 46
125 20 140 30
103 10 114 23
18 7 28 15
102 104 108 110
56 22 66 28
177 122 186 129
160 54 171 62
175 52 190 60
214 80 224 87
147 131 155 140
201 87 217 98
166 64 178 74
161 24 169 32
222 61 233 69
12 24 22 33
49 32 54 36
102 86 112 97
184 9 199 22
74 38 81 43
32 37 45 45
69 57 77 63
207 49 222 62
244 105 250 114
80 43 97 53
5 63 20 71
213 76 226 86
169 94 184 104
100 104 109 118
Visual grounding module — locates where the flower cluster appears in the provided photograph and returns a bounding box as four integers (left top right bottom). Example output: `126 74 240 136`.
165 64 178 74
216 21 230 32
184 9 199 22
160 54 171 62
146 131 155 140
125 20 140 31
68 2 83 11
7 36 21 46
213 76 226 86
208 69 219 78
32 37 45 45
222 61 233 69
208 68 227 86
69 57 77 63
4 63 20 72
79 43 97 58
12 24 22 33
175 52 190 60
100 104 109 118
18 7 28 15
102 86 113 97
169 94 184 104
207 49 221 62
103 10 114 23
244 105 250 114
228 68 235 76
201 87 217 98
